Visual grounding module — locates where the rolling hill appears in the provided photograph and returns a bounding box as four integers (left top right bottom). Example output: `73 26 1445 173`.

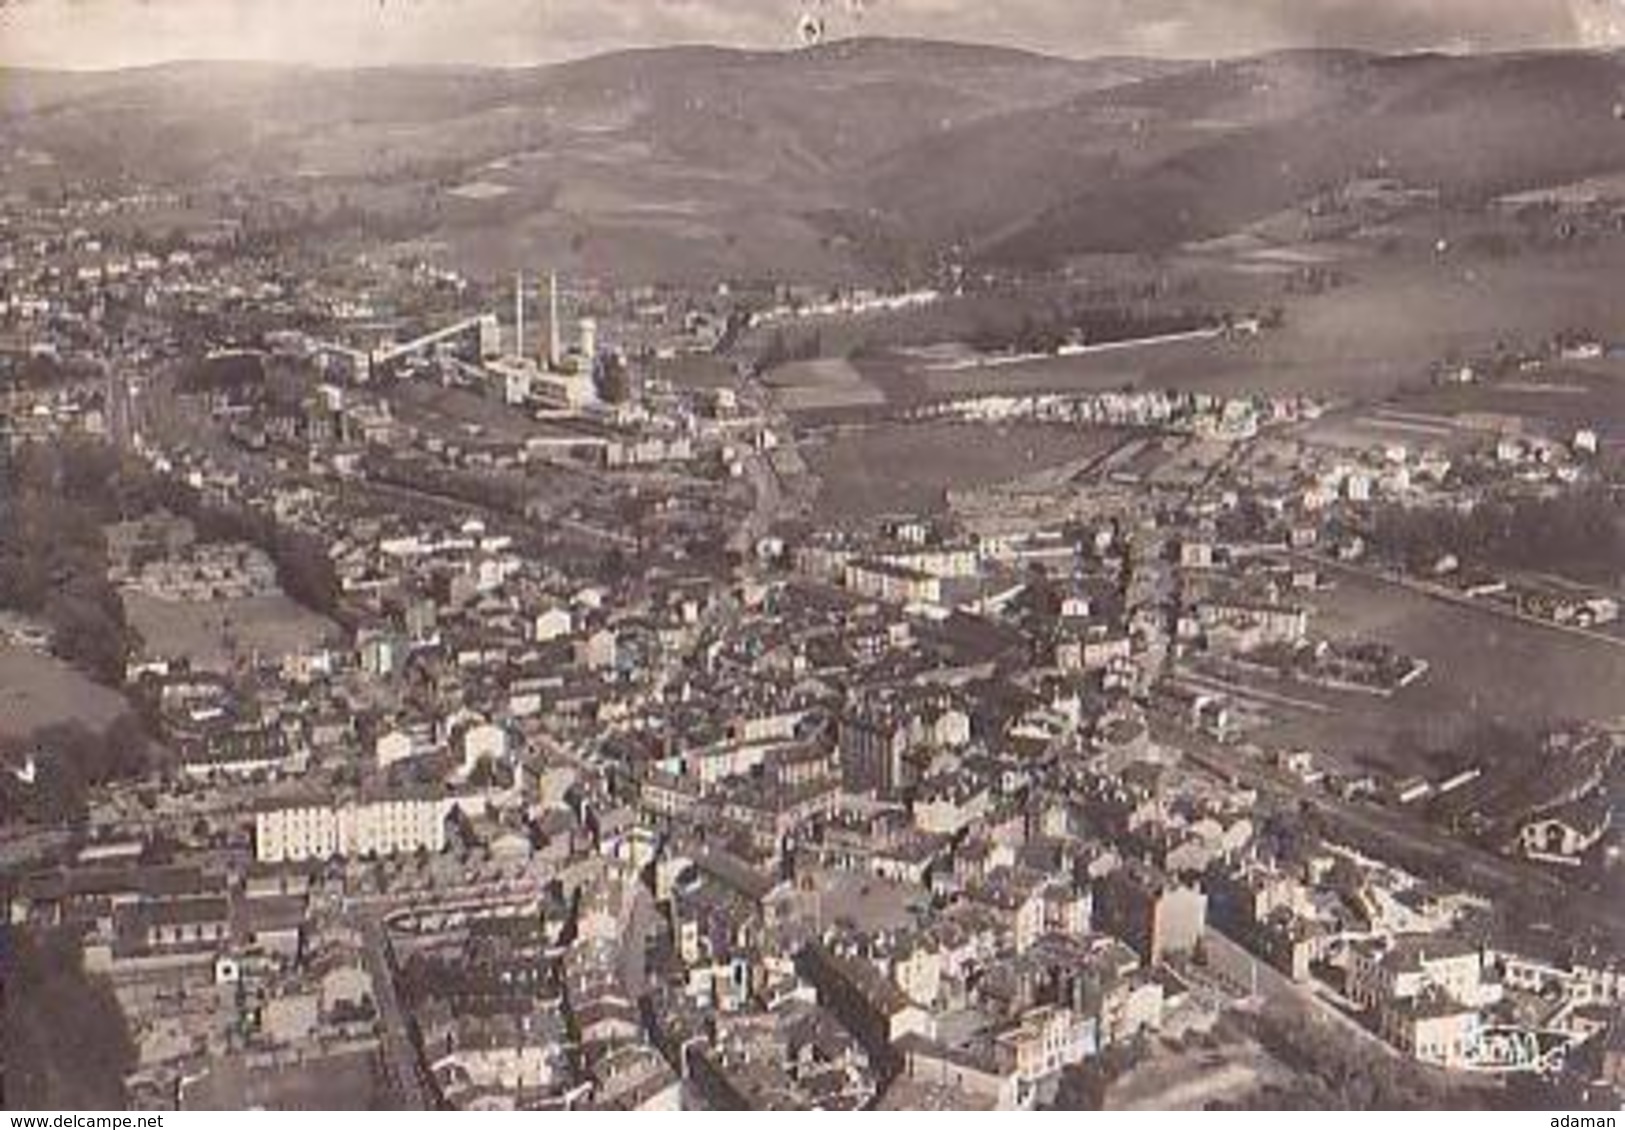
967 49 1625 265
5 40 1625 280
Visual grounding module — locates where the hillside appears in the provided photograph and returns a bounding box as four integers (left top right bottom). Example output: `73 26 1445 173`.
1 39 1177 280
968 50 1625 264
0 40 1157 191
6 42 1625 280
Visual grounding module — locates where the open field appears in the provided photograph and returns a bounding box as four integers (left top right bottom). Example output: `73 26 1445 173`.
802 422 1123 525
1148 247 1625 399
1295 405 1487 455
0 646 129 741
651 354 737 392
765 358 888 413
389 380 546 445
1106 1038 1294 1112
1389 364 1625 441
752 241 1625 413
806 869 929 936
734 233 1625 419
124 593 338 670
1247 571 1625 771
182 1050 390 1111
900 350 1159 403
903 244 1625 408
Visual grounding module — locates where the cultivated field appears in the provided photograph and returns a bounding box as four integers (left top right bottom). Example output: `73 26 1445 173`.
0 645 129 741
869 244 1625 407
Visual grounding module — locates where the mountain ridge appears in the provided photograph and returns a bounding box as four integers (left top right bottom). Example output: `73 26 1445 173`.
6 38 1625 280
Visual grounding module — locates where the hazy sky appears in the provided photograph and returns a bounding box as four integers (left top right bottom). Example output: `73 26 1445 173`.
0 0 1610 70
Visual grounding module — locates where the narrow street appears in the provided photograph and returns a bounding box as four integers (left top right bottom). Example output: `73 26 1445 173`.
361 915 434 1111
618 881 662 1001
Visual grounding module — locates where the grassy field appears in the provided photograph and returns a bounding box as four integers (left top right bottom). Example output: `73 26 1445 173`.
803 422 1123 525
0 646 129 741
124 594 338 670
1251 571 1625 772
765 358 888 413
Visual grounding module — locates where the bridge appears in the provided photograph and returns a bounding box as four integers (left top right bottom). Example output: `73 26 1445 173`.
371 315 498 375
311 314 500 382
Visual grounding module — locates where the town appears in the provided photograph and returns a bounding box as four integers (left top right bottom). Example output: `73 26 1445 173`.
3 21 1625 1118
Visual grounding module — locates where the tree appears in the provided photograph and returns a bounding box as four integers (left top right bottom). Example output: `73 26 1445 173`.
0 929 136 1109
46 587 133 685
0 719 152 827
593 352 635 405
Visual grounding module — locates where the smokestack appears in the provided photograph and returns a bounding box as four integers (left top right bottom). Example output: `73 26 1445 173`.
514 270 526 360
579 317 598 368
547 271 562 372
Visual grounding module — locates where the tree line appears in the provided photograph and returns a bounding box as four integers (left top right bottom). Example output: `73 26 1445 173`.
1368 487 1625 581
0 439 143 685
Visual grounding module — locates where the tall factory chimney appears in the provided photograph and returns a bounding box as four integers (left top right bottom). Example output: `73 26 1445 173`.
547 271 562 373
514 270 526 360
